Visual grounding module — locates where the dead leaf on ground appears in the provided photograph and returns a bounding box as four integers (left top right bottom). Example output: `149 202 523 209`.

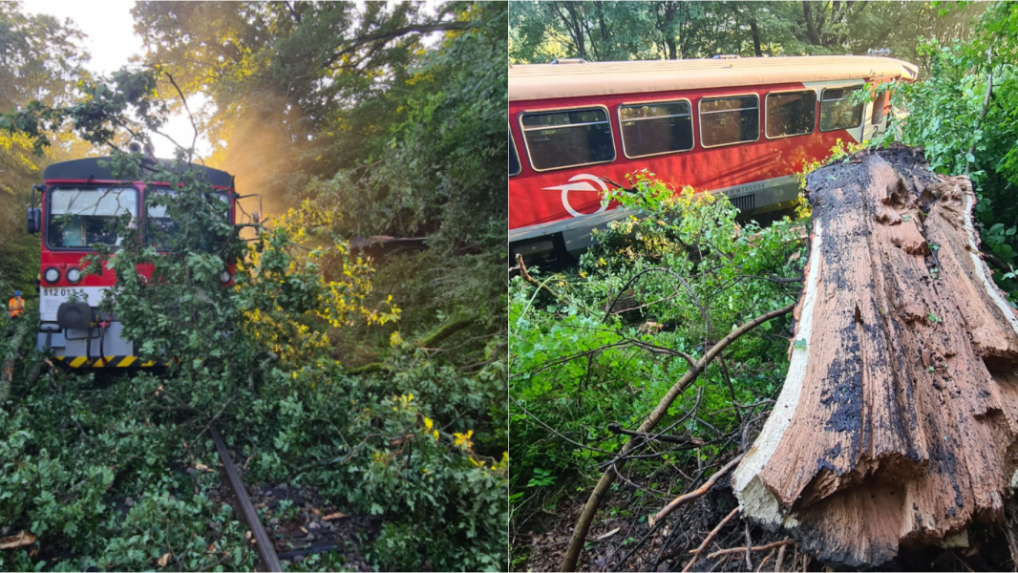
323 511 348 521
0 531 36 550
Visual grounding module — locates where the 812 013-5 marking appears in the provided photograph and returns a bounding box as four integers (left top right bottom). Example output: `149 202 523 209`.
42 287 88 298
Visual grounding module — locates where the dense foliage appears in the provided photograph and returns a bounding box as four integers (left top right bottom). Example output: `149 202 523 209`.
508 174 807 566
0 2 89 295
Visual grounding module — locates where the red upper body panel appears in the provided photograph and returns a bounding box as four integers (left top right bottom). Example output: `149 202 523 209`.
508 80 872 234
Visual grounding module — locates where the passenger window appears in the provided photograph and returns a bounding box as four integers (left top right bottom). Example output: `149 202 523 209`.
766 91 816 138
509 131 521 176
871 91 888 125
520 108 615 171
619 101 693 158
820 87 864 132
699 95 759 148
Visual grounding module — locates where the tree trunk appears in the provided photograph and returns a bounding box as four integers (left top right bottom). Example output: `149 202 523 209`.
1 320 30 404
750 20 763 56
803 1 821 46
734 146 1018 567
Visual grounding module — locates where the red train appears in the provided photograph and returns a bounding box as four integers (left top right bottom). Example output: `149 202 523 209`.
26 156 243 368
508 56 919 258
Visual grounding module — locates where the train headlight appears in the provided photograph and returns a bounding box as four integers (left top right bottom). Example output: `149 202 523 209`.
43 267 61 284
219 270 231 284
66 267 82 284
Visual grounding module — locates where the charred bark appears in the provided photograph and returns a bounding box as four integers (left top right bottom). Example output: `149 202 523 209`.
734 146 1018 567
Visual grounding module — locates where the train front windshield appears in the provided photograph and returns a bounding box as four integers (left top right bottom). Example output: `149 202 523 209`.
146 189 232 250
47 187 138 249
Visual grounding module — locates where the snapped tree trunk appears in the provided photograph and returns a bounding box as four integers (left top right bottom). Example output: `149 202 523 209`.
734 146 1018 567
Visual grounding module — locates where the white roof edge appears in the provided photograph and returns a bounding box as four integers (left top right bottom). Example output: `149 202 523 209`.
509 56 919 102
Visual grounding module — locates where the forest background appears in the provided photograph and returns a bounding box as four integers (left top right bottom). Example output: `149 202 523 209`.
508 1 1018 571
0 1 508 571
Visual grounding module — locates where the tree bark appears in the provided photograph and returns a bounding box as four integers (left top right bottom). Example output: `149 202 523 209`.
1 321 30 404
734 146 1018 567
802 1 821 46
750 20 763 56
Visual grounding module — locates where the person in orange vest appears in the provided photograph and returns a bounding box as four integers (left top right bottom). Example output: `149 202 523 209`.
8 291 24 320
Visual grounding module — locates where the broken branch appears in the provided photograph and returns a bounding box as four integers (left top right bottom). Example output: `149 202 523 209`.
681 507 740 573
560 302 795 571
649 453 744 527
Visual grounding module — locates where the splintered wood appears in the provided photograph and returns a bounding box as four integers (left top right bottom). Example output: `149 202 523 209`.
733 147 1018 567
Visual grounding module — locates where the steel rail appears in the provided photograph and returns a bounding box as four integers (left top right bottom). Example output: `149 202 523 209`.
210 425 283 572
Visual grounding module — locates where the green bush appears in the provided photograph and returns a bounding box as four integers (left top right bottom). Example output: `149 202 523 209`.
509 173 806 533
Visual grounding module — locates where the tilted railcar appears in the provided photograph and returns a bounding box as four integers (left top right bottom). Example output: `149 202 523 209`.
508 56 919 259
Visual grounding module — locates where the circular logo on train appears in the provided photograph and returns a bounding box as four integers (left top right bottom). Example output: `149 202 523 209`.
541 174 609 217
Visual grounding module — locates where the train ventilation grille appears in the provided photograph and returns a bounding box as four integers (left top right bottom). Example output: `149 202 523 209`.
729 194 756 213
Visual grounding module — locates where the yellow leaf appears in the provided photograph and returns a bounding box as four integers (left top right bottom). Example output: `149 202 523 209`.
157 553 171 568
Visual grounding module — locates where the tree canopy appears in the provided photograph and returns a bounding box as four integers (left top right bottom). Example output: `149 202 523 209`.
509 1 985 71
0 2 89 293
132 1 507 249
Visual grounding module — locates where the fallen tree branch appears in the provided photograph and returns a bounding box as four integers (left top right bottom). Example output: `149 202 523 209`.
704 539 794 560
682 507 740 573
649 453 744 527
417 315 473 348
608 422 705 448
560 302 795 571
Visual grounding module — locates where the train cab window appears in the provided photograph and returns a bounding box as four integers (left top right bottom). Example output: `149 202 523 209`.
820 87 864 132
146 189 231 251
619 101 694 158
509 131 521 176
47 187 138 249
699 95 759 148
766 91 816 138
520 107 615 171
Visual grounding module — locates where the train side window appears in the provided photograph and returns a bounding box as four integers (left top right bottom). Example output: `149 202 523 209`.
699 95 759 148
520 107 615 171
509 131 521 176
618 100 693 158
820 87 864 132
871 91 888 125
766 90 816 139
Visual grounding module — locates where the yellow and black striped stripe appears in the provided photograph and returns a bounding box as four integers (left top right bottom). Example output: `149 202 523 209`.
54 356 164 368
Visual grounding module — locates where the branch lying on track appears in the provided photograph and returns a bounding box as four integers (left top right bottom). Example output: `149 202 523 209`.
703 539 795 560
560 302 795 572
649 453 744 527
682 507 741 573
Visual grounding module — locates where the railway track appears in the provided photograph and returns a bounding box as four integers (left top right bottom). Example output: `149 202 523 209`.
210 425 283 572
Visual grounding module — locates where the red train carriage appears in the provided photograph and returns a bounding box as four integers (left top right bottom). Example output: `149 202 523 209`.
26 157 238 368
508 56 919 259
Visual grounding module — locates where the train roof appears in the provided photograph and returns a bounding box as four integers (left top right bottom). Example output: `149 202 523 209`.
43 157 233 188
509 56 919 102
